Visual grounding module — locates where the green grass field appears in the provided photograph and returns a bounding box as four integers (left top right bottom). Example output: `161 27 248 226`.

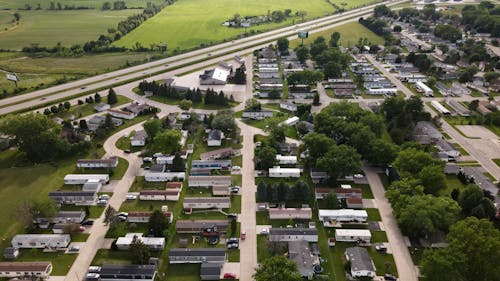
114 0 337 50
289 21 385 49
0 0 164 9
0 9 143 50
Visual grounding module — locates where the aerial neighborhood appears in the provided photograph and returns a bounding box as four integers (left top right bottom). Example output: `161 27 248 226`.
0 0 499 281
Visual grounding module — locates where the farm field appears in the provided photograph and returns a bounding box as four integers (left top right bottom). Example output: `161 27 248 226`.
0 52 153 97
114 0 343 50
289 21 385 48
0 9 142 50
0 0 164 10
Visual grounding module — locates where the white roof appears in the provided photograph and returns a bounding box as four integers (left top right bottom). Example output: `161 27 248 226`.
280 116 299 126
212 68 230 82
319 209 368 217
340 184 352 189
335 229 372 237
276 155 297 161
416 81 432 92
269 167 301 174
64 174 109 180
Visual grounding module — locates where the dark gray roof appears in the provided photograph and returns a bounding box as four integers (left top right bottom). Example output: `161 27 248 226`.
269 228 318 236
3 248 17 254
208 130 222 141
150 164 165 172
200 263 222 275
169 248 226 257
49 191 96 196
288 241 314 277
345 247 375 272
100 264 156 277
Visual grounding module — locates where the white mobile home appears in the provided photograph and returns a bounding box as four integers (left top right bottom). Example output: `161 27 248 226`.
268 167 301 178
431 100 451 115
64 174 109 185
269 228 318 242
318 209 368 223
276 155 297 165
183 197 231 209
188 176 232 187
268 208 312 220
345 247 376 278
280 116 299 126
139 190 181 201
77 157 118 169
116 233 165 251
335 229 372 243
416 81 433 97
144 172 185 182
0 262 52 279
11 234 71 249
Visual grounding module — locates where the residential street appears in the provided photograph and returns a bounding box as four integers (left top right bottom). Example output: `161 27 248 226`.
236 120 259 280
364 166 419 281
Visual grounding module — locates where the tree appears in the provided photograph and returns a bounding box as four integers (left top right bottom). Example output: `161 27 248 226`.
295 45 309 63
43 108 51 115
94 93 102 103
276 37 289 54
421 217 500 281
179 99 192 110
434 24 463 42
458 184 496 219
18 199 57 227
0 113 68 162
393 148 442 176
397 195 459 237
245 98 262 111
317 145 362 181
79 119 88 131
107 88 118 104
152 130 182 154
287 70 324 85
253 255 302 281
63 223 82 235
302 132 336 165
365 139 398 166
13 12 20 23
143 118 162 139
468 99 479 111
171 153 185 172
330 31 341 47
393 25 402 32
63 101 71 110
211 111 236 134
324 192 339 209
417 165 447 195
104 206 116 225
130 239 151 264
148 210 169 237
256 146 277 170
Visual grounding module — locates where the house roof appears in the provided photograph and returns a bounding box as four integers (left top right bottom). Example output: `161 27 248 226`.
347 197 363 204
55 211 85 218
140 189 180 196
288 241 314 277
269 228 318 236
100 264 157 276
49 191 96 196
268 208 312 216
108 109 134 116
200 148 234 159
169 248 226 257
208 130 222 141
176 220 228 229
345 247 375 272
200 263 222 276
183 197 230 204
150 164 165 172
0 262 51 272
77 157 117 165
166 182 183 189
132 130 148 142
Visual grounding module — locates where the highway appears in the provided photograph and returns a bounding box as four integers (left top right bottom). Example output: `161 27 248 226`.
0 0 408 115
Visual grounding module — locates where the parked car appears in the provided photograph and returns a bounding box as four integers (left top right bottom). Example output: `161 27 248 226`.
353 174 364 179
97 200 108 206
99 194 110 200
124 149 131 154
232 166 241 170
240 230 246 240
88 266 101 273
260 228 269 235
384 274 397 281
81 220 94 226
69 246 80 252
126 194 137 201
223 273 236 279
226 243 239 249
86 273 100 280
375 243 387 253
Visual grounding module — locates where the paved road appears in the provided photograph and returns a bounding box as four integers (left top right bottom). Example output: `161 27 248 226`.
65 122 145 281
236 120 259 280
366 54 499 180
364 166 419 281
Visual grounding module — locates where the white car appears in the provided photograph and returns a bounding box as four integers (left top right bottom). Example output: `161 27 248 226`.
125 194 137 201
99 194 110 200
353 174 364 179
232 166 241 170
260 228 269 235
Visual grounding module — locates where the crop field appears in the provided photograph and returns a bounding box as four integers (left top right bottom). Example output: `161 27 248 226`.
114 0 343 50
289 21 385 48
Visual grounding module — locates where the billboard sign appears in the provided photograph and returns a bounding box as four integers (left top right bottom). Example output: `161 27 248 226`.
6 73 18 82
298 31 309 39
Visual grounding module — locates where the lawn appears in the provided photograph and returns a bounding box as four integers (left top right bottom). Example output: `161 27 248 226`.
229 195 242 213
0 52 154 97
71 233 90 242
257 235 271 262
494 158 500 168
441 175 466 197
41 95 131 120
371 231 388 243
148 95 237 110
0 146 104 251
228 249 240 262
240 112 289 130
73 157 129 180
164 264 200 281
289 22 385 49
115 0 338 50
12 249 77 275
256 211 270 225
0 9 143 50
366 208 381 221
92 249 133 266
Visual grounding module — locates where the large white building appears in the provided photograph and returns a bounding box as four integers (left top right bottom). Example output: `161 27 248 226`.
0 262 52 279
144 172 185 182
199 68 230 85
116 233 165 251
268 167 301 178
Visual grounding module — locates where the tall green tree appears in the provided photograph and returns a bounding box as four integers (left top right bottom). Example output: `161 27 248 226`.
148 210 169 237
317 145 362 180
276 37 289 54
421 217 500 281
256 146 277 170
107 88 118 104
324 192 340 209
152 130 182 154
130 239 151 264
253 255 302 281
143 118 162 139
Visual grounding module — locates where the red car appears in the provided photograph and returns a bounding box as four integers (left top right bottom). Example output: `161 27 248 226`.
223 273 236 279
